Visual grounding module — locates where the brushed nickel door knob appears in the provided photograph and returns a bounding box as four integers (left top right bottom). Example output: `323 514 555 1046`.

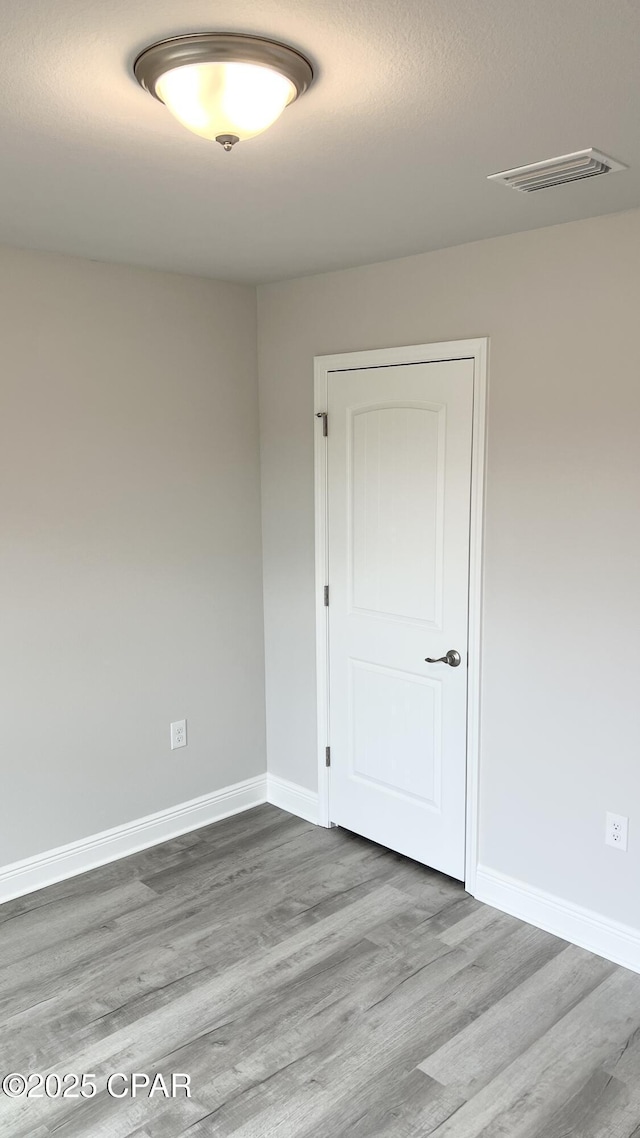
425 649 461 667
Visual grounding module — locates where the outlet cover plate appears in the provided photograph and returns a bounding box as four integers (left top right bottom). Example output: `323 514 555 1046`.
605 811 628 851
170 719 187 750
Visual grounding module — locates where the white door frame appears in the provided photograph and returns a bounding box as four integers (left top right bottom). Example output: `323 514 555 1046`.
314 338 488 894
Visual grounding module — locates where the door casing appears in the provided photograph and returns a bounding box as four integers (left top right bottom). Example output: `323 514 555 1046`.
314 338 488 895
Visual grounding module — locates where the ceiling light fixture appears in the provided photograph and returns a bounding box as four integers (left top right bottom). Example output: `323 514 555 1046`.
134 33 313 151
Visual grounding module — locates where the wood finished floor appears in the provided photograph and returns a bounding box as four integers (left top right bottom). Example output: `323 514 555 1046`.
2 806 640 1137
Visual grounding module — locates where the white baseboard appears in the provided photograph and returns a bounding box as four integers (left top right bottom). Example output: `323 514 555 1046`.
0 774 267 906
475 864 640 975
266 774 320 825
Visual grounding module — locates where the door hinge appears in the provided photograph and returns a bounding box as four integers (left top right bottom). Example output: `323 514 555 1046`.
325 746 331 767
323 584 329 606
316 411 328 436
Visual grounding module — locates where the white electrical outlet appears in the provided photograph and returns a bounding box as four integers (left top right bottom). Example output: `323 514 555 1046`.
605 811 628 851
170 719 187 750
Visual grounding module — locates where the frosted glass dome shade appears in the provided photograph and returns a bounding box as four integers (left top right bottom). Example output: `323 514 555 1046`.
134 34 314 150
156 61 297 142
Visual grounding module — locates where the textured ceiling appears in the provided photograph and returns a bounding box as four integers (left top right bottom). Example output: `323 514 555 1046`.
1 0 639 282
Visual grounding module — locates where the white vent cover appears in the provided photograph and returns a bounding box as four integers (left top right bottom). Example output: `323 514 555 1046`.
488 149 627 192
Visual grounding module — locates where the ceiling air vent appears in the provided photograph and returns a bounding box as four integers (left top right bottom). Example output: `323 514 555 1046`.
488 149 627 192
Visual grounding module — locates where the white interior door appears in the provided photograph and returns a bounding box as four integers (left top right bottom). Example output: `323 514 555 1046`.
327 359 474 879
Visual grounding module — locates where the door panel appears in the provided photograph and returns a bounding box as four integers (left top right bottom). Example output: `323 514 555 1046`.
350 659 442 806
327 359 474 879
350 404 444 623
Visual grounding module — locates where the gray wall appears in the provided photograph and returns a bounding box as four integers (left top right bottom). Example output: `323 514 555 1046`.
1 247 266 864
257 208 640 929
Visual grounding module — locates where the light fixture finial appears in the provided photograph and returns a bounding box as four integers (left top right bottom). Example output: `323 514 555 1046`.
216 134 240 152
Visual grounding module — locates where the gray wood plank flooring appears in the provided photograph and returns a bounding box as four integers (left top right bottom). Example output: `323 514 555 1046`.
1 804 640 1136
